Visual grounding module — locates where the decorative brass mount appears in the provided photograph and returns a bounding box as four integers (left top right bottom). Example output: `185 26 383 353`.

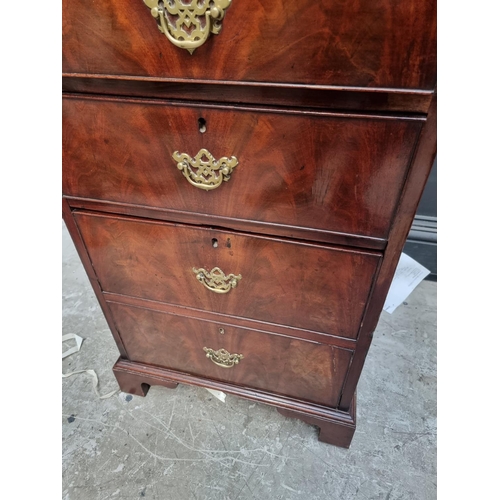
203 347 243 368
193 267 242 293
172 148 238 191
143 0 233 54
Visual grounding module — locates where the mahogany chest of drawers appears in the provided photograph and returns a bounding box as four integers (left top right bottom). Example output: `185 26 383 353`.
62 0 436 448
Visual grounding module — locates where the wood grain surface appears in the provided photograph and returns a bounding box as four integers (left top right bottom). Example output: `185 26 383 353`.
62 76 434 114
74 211 381 338
112 356 357 422
62 198 129 357
277 405 356 448
338 93 437 409
107 301 353 407
63 96 422 246
62 0 437 448
62 0 436 89
101 291 358 349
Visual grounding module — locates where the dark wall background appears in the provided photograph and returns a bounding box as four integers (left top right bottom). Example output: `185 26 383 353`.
403 158 437 281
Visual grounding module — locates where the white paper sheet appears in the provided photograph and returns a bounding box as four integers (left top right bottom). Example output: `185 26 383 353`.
383 252 430 314
205 388 226 402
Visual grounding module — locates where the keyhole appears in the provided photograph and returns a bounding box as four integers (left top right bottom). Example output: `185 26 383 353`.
219 328 225 335
198 117 206 133
212 238 218 248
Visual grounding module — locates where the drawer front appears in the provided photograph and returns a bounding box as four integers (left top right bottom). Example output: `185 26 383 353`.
74 211 381 339
63 97 422 244
62 0 436 90
108 301 353 407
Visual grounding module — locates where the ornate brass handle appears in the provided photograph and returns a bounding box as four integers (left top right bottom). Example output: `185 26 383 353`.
203 347 243 368
193 267 242 294
172 149 238 191
143 0 233 54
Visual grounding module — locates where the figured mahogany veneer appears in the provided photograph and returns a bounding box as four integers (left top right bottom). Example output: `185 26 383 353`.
62 0 436 449
63 95 422 248
62 0 436 90
74 210 381 339
107 300 353 407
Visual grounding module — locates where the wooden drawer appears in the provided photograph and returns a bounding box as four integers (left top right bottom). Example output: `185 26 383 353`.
74 211 381 339
62 0 436 90
63 96 423 248
107 300 353 407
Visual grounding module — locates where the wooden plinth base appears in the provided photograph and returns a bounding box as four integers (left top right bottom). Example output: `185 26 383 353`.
276 403 356 448
113 360 178 396
112 357 356 448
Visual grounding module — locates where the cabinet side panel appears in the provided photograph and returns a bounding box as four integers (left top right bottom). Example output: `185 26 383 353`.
62 198 129 358
338 93 437 410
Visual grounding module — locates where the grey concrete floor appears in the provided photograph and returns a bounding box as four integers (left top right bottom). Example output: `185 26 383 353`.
62 223 437 500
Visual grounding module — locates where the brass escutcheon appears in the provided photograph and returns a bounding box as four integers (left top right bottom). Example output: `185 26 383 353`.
193 267 242 294
172 149 238 191
143 0 233 54
203 347 243 368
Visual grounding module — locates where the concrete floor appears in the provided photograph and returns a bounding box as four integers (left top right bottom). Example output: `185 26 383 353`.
62 223 437 500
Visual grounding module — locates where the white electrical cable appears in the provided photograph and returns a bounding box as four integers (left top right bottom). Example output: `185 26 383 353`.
62 334 118 399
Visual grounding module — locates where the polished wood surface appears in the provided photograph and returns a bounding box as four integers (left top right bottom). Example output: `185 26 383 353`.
62 198 128 357
114 357 356 448
74 211 381 338
62 0 436 89
112 357 357 444
64 196 387 250
102 292 358 349
113 368 178 397
62 76 434 114
108 301 353 407
63 96 422 245
277 404 356 448
62 0 437 448
338 93 438 410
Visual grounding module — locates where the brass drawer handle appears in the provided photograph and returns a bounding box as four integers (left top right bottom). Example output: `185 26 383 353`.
193 267 242 294
173 149 238 191
143 0 233 54
203 347 243 368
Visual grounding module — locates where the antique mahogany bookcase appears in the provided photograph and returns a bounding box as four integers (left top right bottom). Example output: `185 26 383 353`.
62 0 437 447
